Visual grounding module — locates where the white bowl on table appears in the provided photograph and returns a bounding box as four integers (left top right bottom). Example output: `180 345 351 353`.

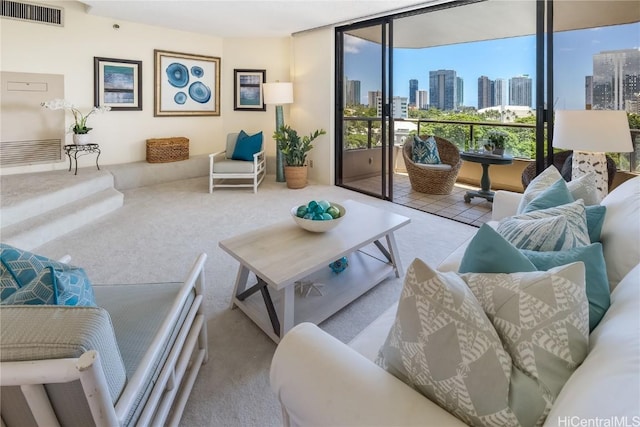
290 202 346 233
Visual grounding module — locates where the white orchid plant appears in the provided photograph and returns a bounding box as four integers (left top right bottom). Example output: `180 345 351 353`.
41 98 110 134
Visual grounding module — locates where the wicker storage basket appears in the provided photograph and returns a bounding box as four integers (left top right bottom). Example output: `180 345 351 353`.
146 137 189 163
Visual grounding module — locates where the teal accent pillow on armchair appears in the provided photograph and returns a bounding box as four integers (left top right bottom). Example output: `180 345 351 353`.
232 131 263 161
0 243 95 306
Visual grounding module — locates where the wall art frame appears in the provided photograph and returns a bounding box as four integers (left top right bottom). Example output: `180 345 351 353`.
154 49 221 117
234 69 266 111
94 57 142 111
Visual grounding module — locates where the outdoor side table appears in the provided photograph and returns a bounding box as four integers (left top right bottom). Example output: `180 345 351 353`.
460 151 513 203
64 143 101 175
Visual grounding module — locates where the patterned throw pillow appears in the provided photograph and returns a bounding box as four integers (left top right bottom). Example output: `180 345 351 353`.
412 135 441 164
520 178 607 243
377 258 546 427
521 244 610 332
0 261 20 300
518 166 600 214
2 267 57 305
0 243 95 306
460 225 609 332
497 200 590 251
461 263 589 411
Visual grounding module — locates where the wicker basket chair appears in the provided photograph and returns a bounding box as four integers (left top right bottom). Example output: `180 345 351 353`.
403 135 462 195
521 150 617 190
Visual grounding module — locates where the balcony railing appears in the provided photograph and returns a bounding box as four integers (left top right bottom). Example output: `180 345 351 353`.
343 116 640 172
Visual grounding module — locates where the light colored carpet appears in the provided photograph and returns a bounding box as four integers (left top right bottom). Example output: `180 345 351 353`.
34 175 477 427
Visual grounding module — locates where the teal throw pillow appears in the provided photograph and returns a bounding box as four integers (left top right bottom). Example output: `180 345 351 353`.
521 243 610 332
585 205 606 243
412 135 441 165
521 178 573 213
1 267 57 304
231 131 263 161
0 243 96 306
1 261 20 300
459 224 537 273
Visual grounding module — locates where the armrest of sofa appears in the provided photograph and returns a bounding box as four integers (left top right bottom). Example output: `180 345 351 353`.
270 323 465 427
491 190 523 221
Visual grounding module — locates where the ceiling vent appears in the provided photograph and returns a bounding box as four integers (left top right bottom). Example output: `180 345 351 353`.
1 0 63 26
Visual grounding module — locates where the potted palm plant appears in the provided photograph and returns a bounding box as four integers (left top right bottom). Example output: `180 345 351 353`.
274 125 326 189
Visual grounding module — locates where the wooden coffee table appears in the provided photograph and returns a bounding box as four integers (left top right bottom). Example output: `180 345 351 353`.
219 199 410 342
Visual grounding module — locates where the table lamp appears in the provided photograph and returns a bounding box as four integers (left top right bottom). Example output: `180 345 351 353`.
553 110 632 200
263 82 294 183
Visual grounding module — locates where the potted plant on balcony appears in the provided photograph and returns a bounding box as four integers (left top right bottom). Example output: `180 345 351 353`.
274 125 326 189
487 129 508 156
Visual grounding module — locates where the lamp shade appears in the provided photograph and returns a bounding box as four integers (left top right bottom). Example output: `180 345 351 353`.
553 110 632 153
262 82 293 105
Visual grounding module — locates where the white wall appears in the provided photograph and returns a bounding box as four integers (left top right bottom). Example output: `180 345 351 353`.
291 28 335 185
222 37 292 175
0 1 291 175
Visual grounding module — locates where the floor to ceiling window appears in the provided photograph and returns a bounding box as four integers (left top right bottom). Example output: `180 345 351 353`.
552 17 640 172
335 0 639 208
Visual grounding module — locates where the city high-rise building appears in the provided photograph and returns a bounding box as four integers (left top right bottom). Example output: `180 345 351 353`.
417 90 429 110
429 69 458 111
376 96 408 118
494 78 507 107
409 79 418 107
509 75 532 107
592 48 640 111
585 76 593 109
345 78 361 106
456 77 464 108
478 76 493 109
368 90 382 109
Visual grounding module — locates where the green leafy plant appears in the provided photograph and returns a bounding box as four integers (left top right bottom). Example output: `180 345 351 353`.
487 129 508 149
274 125 326 167
41 98 110 134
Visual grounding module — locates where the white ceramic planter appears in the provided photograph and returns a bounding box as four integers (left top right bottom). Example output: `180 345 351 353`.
73 134 91 145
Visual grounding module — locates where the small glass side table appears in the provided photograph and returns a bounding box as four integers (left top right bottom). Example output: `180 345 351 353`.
64 143 101 175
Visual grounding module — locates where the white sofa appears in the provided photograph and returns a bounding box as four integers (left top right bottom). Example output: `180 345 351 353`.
270 177 640 427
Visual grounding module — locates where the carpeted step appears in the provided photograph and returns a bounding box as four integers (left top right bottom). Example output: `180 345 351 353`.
106 155 209 190
1 188 124 250
0 170 115 228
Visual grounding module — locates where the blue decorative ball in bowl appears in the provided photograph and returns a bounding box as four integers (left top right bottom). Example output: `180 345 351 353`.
291 200 346 233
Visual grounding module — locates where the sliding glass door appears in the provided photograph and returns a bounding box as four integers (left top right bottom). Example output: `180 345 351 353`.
335 20 394 200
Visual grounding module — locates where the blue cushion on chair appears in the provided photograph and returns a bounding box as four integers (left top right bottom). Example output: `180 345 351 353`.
232 131 263 161
0 243 95 306
412 135 441 164
1 261 20 300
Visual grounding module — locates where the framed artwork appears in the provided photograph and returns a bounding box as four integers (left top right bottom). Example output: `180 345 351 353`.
94 57 142 111
154 49 220 117
234 69 266 111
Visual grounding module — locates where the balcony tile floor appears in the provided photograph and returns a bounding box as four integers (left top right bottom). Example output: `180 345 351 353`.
348 173 493 227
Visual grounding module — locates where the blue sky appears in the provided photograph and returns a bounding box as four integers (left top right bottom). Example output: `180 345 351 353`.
345 22 639 110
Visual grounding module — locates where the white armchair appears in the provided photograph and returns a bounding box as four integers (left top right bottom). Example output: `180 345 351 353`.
209 133 266 193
